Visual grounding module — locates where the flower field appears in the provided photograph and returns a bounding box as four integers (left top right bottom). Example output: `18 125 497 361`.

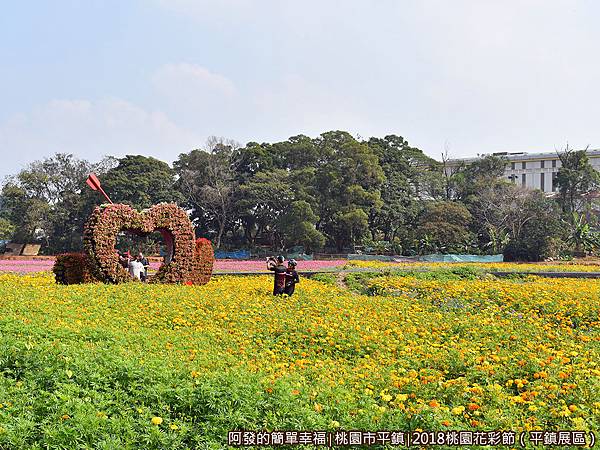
0 259 347 274
0 271 598 448
344 260 600 272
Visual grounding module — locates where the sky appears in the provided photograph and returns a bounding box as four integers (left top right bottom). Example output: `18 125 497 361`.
1 0 600 180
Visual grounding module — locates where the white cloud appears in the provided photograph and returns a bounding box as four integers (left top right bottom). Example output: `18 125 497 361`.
0 62 244 180
0 98 203 179
4 0 600 179
150 63 238 134
249 74 369 139
152 63 235 99
155 0 258 23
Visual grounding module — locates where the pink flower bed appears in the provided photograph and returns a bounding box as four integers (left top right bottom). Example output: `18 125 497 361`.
1 259 347 274
0 260 55 273
150 259 347 272
212 259 347 272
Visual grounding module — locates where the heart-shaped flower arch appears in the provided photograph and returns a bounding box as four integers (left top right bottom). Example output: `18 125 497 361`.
82 203 211 284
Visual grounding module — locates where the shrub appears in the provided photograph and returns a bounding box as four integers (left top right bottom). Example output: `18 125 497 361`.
309 273 336 285
53 253 97 284
185 238 214 285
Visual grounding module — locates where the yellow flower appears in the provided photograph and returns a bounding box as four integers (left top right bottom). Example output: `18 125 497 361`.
395 393 408 402
151 416 163 425
571 417 586 428
452 406 465 415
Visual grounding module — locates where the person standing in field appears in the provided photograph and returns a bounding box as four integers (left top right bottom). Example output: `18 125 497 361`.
138 252 149 281
128 254 145 281
267 255 287 295
284 259 300 296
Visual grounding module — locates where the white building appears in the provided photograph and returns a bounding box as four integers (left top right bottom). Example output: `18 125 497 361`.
450 150 600 193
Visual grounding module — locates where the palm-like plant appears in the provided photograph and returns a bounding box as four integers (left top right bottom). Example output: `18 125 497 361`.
566 212 600 254
484 228 510 254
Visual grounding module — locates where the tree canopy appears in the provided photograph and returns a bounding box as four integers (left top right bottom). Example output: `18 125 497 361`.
1 132 598 261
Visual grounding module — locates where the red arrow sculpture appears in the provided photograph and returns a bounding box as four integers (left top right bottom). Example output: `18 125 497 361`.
86 173 113 204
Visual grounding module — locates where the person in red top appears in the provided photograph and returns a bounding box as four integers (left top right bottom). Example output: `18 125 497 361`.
267 255 287 295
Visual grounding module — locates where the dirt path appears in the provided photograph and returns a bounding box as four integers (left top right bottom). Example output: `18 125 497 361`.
336 271 349 289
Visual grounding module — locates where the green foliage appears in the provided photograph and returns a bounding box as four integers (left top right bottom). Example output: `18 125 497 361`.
366 136 442 249
308 131 384 250
279 201 325 253
332 208 370 251
343 272 380 293
503 191 567 261
309 273 336 285
0 154 115 253
445 155 507 202
416 201 476 254
103 156 182 210
556 146 600 215
174 138 239 249
0 218 15 240
0 324 325 449
2 135 594 261
566 212 600 254
345 267 485 295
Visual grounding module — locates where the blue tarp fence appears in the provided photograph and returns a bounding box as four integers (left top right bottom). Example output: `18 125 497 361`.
347 253 504 262
347 254 397 262
212 250 503 263
214 249 250 259
417 254 504 262
285 253 314 261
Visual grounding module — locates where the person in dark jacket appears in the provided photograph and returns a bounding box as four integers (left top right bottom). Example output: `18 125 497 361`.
284 259 300 296
267 255 287 295
137 252 149 281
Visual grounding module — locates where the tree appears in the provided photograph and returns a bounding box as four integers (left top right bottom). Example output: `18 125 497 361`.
555 145 600 215
333 208 370 251
467 181 514 253
0 217 15 240
467 182 566 256
0 153 116 253
0 182 49 243
102 155 182 210
230 136 324 249
232 131 384 251
312 131 384 250
279 200 325 252
450 155 507 202
236 169 294 248
367 135 442 250
503 190 566 261
440 148 455 201
175 137 240 248
416 201 476 254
